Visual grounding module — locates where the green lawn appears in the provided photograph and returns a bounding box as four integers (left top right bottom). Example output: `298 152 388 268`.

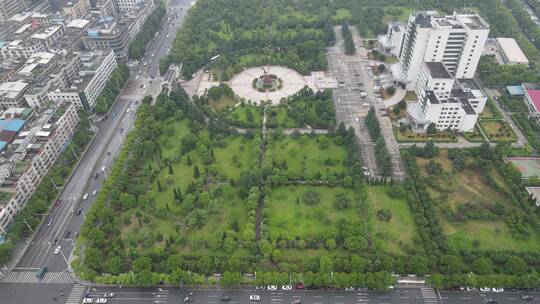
209 95 236 112
226 104 263 128
266 185 364 240
121 120 251 255
479 120 517 142
266 106 301 128
332 8 351 22
415 150 540 252
272 135 348 179
394 127 457 142
367 186 418 254
463 125 485 142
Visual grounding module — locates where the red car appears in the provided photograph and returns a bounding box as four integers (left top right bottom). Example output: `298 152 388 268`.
295 283 305 290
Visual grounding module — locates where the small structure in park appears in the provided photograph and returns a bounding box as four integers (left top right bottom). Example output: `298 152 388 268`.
252 67 282 92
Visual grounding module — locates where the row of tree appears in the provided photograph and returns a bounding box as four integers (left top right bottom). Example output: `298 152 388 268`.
341 22 356 54
93 65 131 113
128 0 166 60
365 107 392 176
0 112 91 266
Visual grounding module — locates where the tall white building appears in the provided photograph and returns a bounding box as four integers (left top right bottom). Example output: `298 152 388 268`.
0 0 28 22
388 11 489 90
48 50 117 110
408 61 487 132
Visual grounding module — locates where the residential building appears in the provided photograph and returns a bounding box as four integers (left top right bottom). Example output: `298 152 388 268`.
0 102 79 233
387 11 489 90
48 50 117 109
407 61 487 132
522 83 540 122
0 0 28 22
63 0 91 18
0 81 29 108
495 38 529 65
82 17 130 62
114 0 144 12
92 0 117 18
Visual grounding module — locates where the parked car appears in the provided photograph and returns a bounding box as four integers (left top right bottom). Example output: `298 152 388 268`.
82 298 93 304
184 297 194 302
480 287 491 292
54 245 61 255
76 209 82 216
267 285 278 291
295 283 305 290
220 296 232 302
82 193 88 200
492 288 504 293
249 295 261 301
282 285 292 291
64 231 71 238
96 299 107 304
521 295 534 301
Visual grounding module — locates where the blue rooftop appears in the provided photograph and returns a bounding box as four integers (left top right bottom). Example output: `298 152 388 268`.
4 119 25 132
506 85 525 96
0 141 7 152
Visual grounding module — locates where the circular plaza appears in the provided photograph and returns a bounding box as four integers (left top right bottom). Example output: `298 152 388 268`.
228 66 312 105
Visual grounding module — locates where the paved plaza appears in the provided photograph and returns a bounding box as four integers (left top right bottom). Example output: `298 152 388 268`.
197 66 337 105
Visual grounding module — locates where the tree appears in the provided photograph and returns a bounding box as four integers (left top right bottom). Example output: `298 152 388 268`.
303 190 321 205
197 256 212 275
193 165 200 178
439 255 463 275
320 256 334 273
505 256 527 275
473 257 494 275
385 86 395 96
377 64 386 73
334 193 352 209
427 123 437 134
221 272 244 286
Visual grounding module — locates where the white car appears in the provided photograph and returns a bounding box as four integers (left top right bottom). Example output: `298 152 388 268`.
82 298 93 304
82 193 88 200
101 166 106 172
96 299 108 304
92 190 98 196
281 285 292 291
54 245 61 255
267 285 277 291
480 287 491 292
104 293 115 298
492 288 504 292
249 295 261 301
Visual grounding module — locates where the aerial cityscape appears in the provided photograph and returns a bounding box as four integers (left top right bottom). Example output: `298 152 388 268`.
1 0 540 303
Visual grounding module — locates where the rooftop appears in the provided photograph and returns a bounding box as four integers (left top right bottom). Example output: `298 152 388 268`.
67 19 90 29
525 85 540 113
425 62 452 79
31 25 63 40
0 82 29 99
496 37 529 64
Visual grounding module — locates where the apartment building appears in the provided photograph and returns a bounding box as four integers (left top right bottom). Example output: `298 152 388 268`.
0 0 28 22
408 61 487 132
0 81 29 108
0 23 65 59
48 50 117 110
0 102 79 233
385 11 489 90
83 17 130 62
63 0 91 18
114 0 144 12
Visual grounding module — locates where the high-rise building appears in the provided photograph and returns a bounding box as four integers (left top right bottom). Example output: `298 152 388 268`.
387 11 489 90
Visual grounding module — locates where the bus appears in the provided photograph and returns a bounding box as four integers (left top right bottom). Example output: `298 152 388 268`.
36 266 48 280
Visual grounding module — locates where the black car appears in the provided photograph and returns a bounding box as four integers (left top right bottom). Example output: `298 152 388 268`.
220 296 232 302
64 231 71 238
486 298 498 304
76 209 82 216
291 300 301 304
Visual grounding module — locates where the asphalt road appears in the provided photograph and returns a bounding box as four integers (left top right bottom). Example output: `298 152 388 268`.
6 0 189 279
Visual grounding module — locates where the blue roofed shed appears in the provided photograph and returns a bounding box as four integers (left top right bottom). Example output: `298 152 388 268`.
4 119 25 132
506 85 525 96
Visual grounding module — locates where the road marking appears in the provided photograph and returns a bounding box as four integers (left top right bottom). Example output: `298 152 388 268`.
208 302 217 303
314 295 323 298
505 298 517 300
334 295 345 298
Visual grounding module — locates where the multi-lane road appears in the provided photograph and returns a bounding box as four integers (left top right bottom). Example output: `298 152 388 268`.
1 0 190 287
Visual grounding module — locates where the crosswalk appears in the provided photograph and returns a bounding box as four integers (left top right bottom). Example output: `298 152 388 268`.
66 284 87 304
421 287 439 304
0 271 74 284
